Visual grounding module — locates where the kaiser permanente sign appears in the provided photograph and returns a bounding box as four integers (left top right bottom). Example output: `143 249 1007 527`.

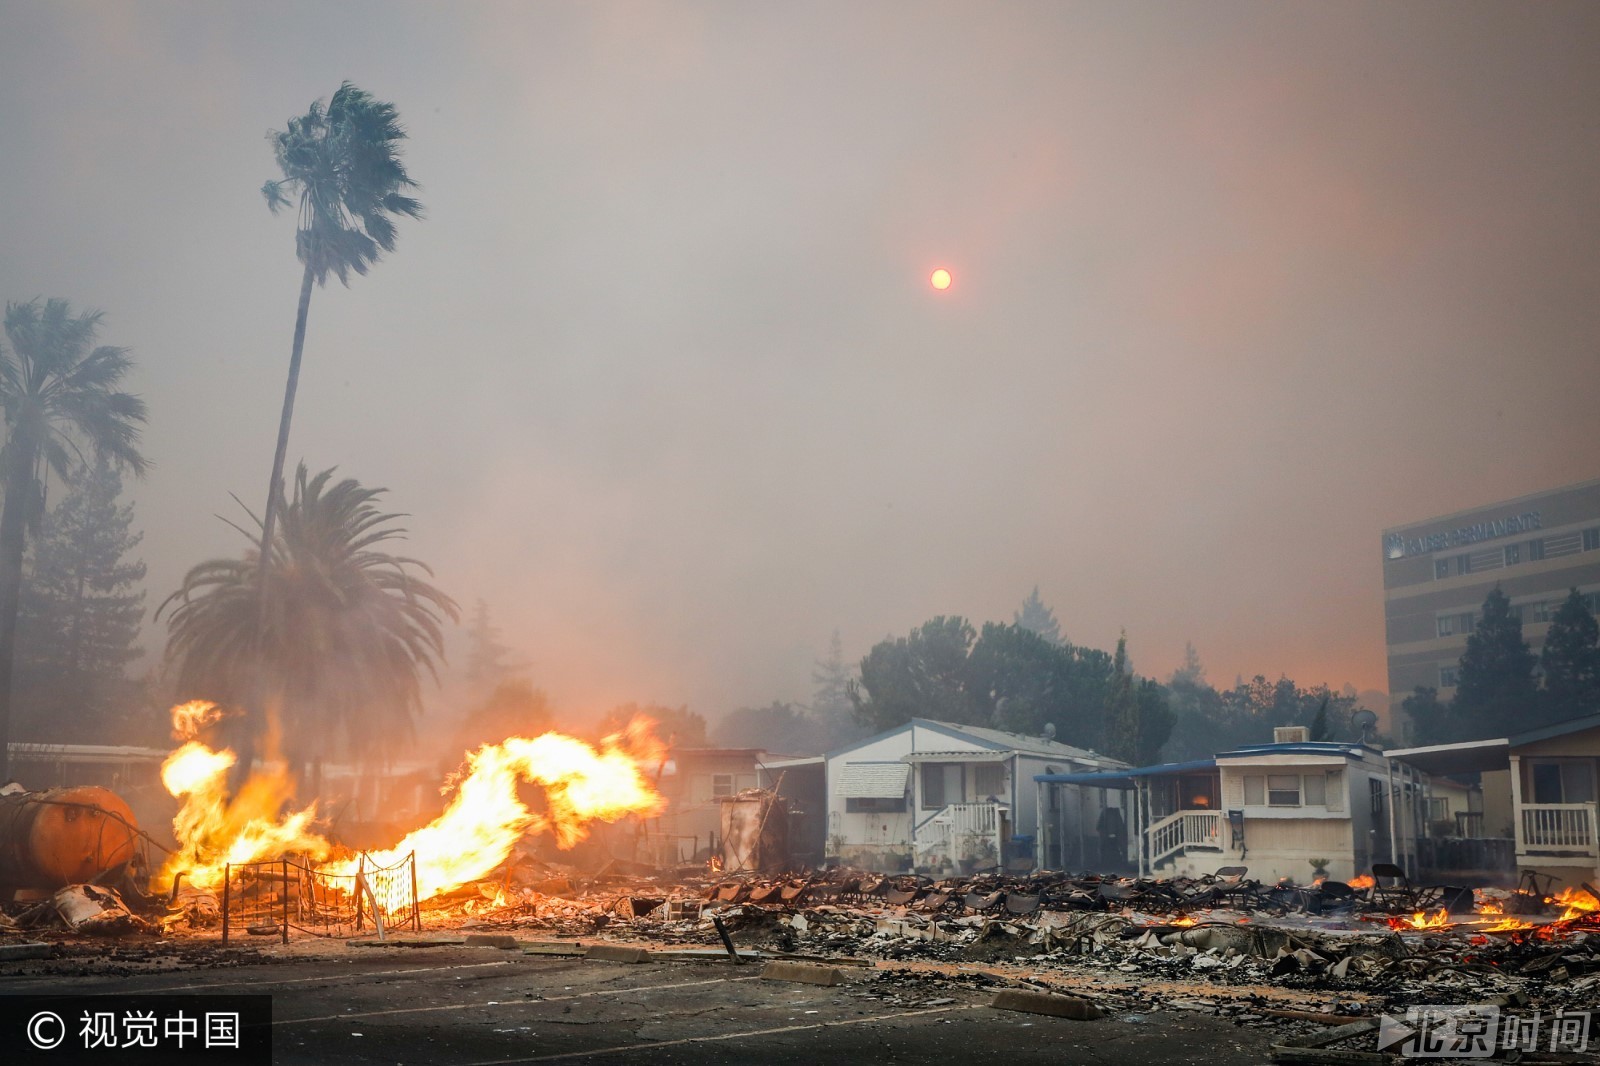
1384 511 1542 560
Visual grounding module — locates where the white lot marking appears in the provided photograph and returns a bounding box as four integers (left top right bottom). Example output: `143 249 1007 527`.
0 959 520 996
276 975 759 1026
460 1004 982 1064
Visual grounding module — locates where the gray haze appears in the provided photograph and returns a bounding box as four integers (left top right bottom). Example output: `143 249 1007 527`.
3 1 1597 723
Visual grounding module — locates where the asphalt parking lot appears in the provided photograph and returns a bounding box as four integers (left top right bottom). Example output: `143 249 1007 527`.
0 945 1282 1064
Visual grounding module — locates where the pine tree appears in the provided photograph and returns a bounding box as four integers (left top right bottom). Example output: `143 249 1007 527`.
1402 686 1453 745
14 460 146 742
1170 641 1205 687
1102 633 1139 762
1540 588 1600 722
463 599 525 690
1452 587 1539 739
811 629 859 747
1014 586 1063 645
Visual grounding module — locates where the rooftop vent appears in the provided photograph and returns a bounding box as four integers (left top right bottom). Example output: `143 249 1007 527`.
1274 726 1310 744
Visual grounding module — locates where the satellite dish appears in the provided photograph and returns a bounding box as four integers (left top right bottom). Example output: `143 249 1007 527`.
1351 709 1379 742
1043 723 1056 741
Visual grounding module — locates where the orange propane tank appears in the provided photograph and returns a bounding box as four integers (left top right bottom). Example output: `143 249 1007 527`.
0 786 141 889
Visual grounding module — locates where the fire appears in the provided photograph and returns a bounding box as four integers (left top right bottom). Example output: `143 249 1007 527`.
1476 899 1504 915
322 721 665 901
155 701 666 904
1347 874 1376 890
1552 886 1600 921
1479 917 1535 933
158 703 330 891
1170 915 1197 927
1389 908 1452 931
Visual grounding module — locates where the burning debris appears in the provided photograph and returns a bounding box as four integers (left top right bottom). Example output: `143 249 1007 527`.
156 700 665 904
6 699 1599 1057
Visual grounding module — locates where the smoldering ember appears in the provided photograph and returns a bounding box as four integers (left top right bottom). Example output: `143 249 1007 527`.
4 705 1600 1064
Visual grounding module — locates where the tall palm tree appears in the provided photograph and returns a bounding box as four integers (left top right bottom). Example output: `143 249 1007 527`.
0 299 148 781
160 465 457 776
257 82 422 590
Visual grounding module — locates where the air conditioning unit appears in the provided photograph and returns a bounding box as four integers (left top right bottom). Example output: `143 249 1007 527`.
1274 726 1310 744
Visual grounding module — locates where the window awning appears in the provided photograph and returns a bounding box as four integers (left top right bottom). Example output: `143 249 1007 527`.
1034 758 1218 789
838 762 911 799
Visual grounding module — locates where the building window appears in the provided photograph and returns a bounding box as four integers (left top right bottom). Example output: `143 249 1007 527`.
1243 775 1265 805
1435 559 1450 579
712 774 736 798
1436 616 1455 638
1439 666 1459 687
1504 543 1520 565
1507 603 1523 622
845 797 906 813
1370 778 1385 816
972 764 1004 799
1530 539 1546 561
1303 773 1327 806
1585 528 1600 552
1456 554 1471 575
922 764 962 810
1267 774 1301 806
1459 611 1475 633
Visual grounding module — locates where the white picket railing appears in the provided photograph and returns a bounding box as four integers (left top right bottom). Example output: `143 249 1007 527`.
1519 803 1599 856
1148 809 1224 867
914 803 1003 866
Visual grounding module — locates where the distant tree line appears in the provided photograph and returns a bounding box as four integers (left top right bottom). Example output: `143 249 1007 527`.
1403 586 1600 745
705 590 1376 766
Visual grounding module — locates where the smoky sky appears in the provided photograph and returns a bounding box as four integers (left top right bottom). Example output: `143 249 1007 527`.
2 1 1597 724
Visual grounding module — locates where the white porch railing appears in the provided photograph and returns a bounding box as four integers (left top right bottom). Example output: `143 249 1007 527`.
1519 803 1599 856
914 803 1003 867
1149 809 1224 868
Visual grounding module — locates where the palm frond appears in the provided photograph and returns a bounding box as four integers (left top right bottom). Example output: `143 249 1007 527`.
162 466 456 764
265 82 422 286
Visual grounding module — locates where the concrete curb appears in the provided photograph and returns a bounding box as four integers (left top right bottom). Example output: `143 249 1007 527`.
585 945 651 963
989 990 1103 1020
346 936 465 948
464 934 518 949
759 961 849 986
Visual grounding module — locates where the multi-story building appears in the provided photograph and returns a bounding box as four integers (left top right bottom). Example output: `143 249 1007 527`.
1383 477 1600 739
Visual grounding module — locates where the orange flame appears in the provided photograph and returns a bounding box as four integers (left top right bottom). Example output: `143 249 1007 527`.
158 703 329 891
1170 915 1197 927
156 703 667 904
1552 886 1600 921
1347 874 1376 890
322 720 665 900
1388 908 1451 931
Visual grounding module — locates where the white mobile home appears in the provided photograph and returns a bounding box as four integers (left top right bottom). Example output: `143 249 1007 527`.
824 719 1123 873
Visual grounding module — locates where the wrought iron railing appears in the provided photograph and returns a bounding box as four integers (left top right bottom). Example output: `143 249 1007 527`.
221 851 419 943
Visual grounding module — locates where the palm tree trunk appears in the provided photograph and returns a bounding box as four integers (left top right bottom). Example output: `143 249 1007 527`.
258 260 316 585
0 442 37 782
239 261 314 792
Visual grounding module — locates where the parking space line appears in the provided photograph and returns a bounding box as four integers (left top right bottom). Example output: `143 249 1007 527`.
0 959 520 996
275 975 760 1026
460 1004 982 1064
170 959 521 993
